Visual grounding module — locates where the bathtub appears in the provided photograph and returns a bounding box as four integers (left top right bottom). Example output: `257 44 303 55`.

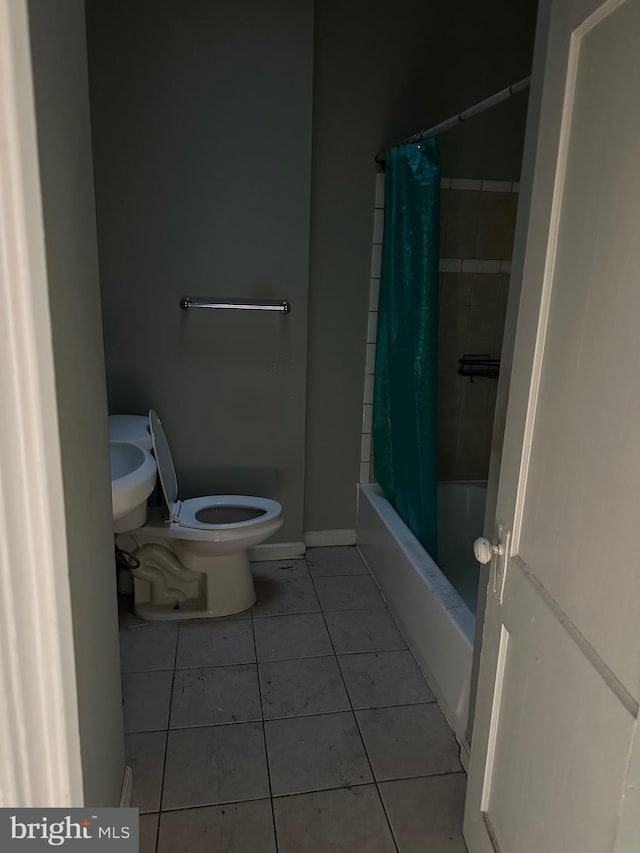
356 480 487 749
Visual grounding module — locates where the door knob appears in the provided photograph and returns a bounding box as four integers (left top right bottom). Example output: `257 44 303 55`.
473 537 504 565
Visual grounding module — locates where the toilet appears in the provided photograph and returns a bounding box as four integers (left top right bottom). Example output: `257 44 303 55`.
109 410 283 621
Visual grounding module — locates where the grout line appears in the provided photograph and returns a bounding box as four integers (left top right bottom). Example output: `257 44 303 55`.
256 572 369 582
253 570 375 581
154 793 272 815
272 768 467 800
253 604 390 621
130 695 439 736
122 639 419 677
154 625 180 851
153 769 468 815
305 571 372 578
337 657 402 852
251 605 280 852
258 642 409 661
442 176 520 193
306 568 401 853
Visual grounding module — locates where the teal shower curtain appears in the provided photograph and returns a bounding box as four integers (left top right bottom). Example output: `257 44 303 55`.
373 139 440 556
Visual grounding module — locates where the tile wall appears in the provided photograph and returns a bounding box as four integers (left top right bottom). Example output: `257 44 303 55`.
361 174 518 484
359 174 385 485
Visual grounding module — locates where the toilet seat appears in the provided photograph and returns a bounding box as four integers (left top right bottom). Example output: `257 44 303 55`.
174 495 282 531
148 409 282 534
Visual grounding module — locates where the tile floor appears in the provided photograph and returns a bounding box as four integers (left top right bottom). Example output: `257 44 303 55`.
119 546 468 852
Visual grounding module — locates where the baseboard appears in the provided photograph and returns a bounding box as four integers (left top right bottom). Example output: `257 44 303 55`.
119 765 133 808
249 532 357 561
304 529 356 547
249 541 306 561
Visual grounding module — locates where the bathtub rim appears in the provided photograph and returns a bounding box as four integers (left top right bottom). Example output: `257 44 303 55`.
356 481 480 750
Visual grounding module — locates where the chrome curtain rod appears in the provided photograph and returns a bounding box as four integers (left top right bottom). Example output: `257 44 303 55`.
375 75 531 165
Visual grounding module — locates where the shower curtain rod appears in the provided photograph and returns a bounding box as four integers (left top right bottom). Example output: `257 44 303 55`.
375 75 531 164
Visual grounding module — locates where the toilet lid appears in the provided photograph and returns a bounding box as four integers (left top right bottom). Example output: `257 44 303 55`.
149 410 178 508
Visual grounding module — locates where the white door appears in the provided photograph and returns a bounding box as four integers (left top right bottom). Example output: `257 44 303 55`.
464 0 640 850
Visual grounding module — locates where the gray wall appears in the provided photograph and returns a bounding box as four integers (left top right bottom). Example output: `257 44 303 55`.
438 185 518 482
28 0 125 806
87 0 537 539
304 0 537 532
87 0 314 543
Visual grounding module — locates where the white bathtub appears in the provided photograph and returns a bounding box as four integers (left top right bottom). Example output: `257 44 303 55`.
356 480 487 748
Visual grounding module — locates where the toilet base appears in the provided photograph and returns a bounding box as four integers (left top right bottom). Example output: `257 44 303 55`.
133 597 256 622
130 542 256 621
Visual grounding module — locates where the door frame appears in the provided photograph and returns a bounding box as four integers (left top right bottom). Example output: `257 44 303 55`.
0 0 83 806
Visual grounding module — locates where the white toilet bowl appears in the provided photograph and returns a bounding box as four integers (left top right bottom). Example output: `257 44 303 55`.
109 410 283 620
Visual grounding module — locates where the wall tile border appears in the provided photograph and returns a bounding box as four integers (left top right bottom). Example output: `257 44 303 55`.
448 177 519 193
439 259 513 274
451 177 482 191
461 259 501 274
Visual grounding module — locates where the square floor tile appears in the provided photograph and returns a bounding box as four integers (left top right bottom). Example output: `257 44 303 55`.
356 704 461 781
138 814 158 853
251 558 309 580
325 610 406 654
338 651 434 709
120 623 177 673
314 575 385 612
170 664 261 728
252 579 320 618
253 613 333 662
157 801 276 853
265 711 372 796
306 547 369 577
259 657 349 720
123 670 173 733
176 621 255 669
163 723 269 809
380 773 467 852
274 785 396 853
125 731 166 813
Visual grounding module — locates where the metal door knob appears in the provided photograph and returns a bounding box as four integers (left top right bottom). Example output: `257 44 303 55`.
473 537 504 565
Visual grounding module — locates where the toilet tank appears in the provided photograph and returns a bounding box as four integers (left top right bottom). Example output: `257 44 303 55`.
108 414 153 451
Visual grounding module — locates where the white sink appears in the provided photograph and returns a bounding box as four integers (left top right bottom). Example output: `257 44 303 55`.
110 441 157 531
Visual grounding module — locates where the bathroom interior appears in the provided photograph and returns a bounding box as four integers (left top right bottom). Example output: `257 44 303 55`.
27 0 539 848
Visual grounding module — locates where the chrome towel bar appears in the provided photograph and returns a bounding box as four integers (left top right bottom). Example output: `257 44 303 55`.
180 297 290 314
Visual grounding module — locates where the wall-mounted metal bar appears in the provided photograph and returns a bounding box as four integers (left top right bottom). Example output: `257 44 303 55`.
458 354 500 382
180 297 290 314
376 75 531 164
